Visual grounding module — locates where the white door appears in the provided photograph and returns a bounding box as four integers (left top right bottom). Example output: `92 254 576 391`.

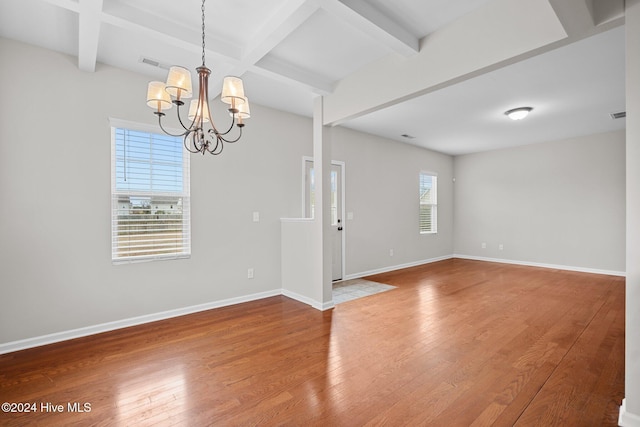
305 160 344 281
330 164 343 281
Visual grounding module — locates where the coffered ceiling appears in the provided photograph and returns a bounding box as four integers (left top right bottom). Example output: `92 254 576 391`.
0 0 627 155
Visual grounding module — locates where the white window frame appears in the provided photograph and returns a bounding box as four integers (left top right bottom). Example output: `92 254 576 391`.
419 171 437 234
110 118 191 263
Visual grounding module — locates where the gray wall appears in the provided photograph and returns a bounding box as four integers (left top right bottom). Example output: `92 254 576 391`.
331 126 454 277
624 0 640 420
0 38 312 344
0 38 456 345
0 36 628 349
453 130 626 273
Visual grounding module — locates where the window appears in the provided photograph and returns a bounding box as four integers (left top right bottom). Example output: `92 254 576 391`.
419 172 437 234
305 160 340 225
111 122 190 262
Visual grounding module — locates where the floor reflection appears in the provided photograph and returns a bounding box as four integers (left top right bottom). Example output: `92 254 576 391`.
116 366 186 425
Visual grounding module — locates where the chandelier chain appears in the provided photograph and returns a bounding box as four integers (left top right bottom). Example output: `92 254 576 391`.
201 0 206 66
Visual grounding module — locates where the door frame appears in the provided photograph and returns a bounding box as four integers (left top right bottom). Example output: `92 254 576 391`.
302 156 346 282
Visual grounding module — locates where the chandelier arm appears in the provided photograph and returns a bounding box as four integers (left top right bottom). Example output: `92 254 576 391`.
210 112 237 137
175 103 197 132
183 132 201 154
217 127 243 144
207 135 224 155
202 130 221 155
158 114 189 138
202 72 235 137
196 129 208 152
204 96 236 140
198 65 234 139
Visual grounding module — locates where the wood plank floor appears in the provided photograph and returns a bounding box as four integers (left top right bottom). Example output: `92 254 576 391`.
0 259 624 426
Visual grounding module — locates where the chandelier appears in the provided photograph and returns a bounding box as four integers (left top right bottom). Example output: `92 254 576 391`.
145 0 250 155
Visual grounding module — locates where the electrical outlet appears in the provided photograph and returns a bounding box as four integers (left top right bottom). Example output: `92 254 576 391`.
499 244 504 251
390 249 394 256
252 211 260 222
247 268 254 279
481 242 486 249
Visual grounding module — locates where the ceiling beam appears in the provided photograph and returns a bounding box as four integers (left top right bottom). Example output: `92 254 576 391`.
317 0 419 57
101 0 241 62
220 0 330 95
203 0 330 97
240 0 320 67
43 0 241 73
253 55 334 95
547 0 624 38
322 0 569 125
547 0 595 38
102 0 330 95
588 0 625 26
77 0 103 72
40 0 79 13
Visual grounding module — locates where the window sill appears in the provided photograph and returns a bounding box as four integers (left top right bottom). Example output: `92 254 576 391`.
112 253 191 265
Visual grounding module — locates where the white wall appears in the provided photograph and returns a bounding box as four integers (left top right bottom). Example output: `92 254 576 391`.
623 0 640 423
330 126 454 277
280 219 323 308
453 131 626 274
0 38 312 345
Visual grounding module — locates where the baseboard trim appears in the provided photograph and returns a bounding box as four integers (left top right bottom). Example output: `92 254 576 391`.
453 254 626 277
620 399 640 427
1 254 623 355
319 300 336 311
0 289 282 355
281 289 334 311
343 255 454 281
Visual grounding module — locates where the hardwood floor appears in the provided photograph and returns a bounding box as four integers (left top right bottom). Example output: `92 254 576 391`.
0 259 624 426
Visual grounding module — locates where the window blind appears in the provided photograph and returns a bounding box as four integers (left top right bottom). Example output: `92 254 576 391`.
419 173 437 234
111 127 190 262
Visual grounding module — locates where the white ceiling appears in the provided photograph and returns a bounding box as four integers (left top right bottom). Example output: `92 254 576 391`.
344 26 626 155
0 0 627 156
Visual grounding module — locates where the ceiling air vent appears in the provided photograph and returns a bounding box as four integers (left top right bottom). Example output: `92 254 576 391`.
139 56 169 70
610 111 626 119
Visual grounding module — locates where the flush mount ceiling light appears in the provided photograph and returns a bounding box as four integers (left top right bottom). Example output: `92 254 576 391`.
145 0 250 155
505 107 533 121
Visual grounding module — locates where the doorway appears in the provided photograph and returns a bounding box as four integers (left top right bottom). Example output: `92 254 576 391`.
303 158 345 281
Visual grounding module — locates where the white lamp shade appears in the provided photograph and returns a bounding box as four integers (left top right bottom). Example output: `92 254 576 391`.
165 66 193 99
221 76 246 106
188 99 210 123
146 81 172 111
230 97 250 119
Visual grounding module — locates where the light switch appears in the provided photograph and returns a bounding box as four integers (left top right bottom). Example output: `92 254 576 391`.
253 211 260 222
